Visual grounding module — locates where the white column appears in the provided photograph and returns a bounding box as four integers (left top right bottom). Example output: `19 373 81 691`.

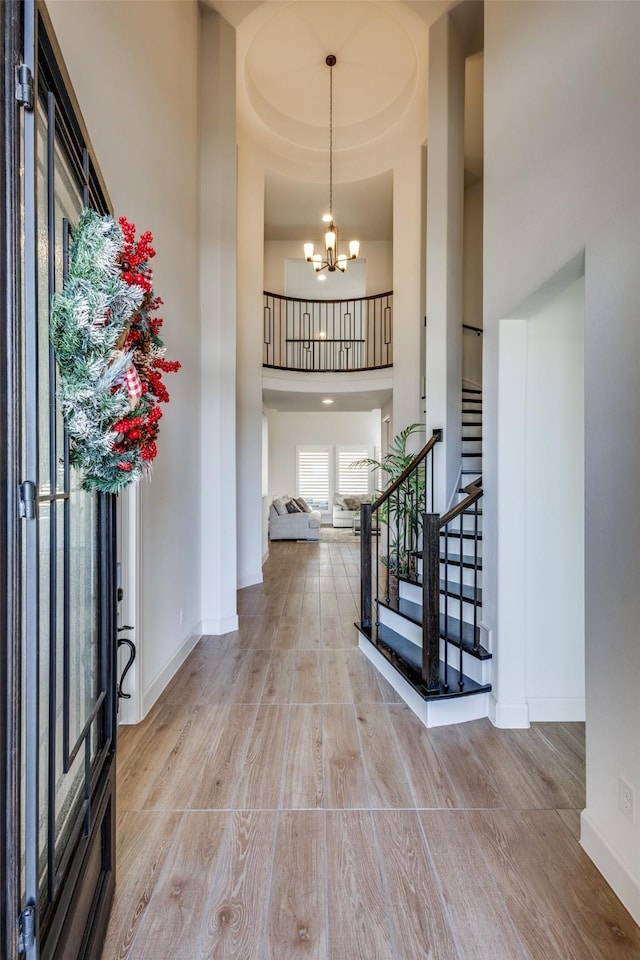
236 139 266 588
492 317 529 727
199 9 239 633
392 149 423 440
425 12 465 510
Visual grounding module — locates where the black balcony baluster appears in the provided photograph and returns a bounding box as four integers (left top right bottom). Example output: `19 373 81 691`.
263 290 392 372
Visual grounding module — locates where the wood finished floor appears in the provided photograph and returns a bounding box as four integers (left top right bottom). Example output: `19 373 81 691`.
103 540 640 960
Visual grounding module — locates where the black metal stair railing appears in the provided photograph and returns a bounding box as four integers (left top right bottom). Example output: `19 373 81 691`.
263 290 392 372
425 478 483 694
360 429 442 690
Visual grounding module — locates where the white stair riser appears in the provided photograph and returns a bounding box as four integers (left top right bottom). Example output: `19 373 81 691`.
439 596 482 623
441 539 483 559
439 638 492 685
399 570 482 608
396 585 482 630
444 519 483 538
399 580 422 604
416 559 481 589
377 604 490 684
377 604 422 646
461 440 483 454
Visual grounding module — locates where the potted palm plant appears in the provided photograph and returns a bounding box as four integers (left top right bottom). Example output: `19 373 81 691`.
351 422 425 598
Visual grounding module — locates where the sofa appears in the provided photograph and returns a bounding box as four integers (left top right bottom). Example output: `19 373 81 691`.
269 496 321 540
332 493 371 528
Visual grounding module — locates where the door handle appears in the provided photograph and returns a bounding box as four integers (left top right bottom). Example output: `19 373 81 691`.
117 637 136 701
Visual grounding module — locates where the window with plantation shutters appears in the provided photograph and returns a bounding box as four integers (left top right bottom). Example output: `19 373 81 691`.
296 446 330 510
336 445 373 496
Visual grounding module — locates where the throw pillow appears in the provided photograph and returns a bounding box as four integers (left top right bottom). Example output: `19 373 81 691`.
286 499 302 513
343 496 361 511
294 497 312 513
334 495 348 509
272 497 289 516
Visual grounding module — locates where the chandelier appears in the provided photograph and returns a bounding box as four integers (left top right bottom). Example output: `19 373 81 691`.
304 55 359 274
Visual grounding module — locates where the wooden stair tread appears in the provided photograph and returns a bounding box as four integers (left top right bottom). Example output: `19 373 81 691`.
440 551 483 569
367 623 491 698
440 529 483 540
375 601 490 660
397 573 484 606
440 579 483 604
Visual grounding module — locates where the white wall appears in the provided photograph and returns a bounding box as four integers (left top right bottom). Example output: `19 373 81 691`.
484 0 640 920
264 241 393 295
267 410 380 508
48 0 202 710
462 181 483 386
463 181 483 330
525 279 584 718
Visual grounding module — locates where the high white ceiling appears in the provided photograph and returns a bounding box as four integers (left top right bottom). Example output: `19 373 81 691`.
206 1 483 412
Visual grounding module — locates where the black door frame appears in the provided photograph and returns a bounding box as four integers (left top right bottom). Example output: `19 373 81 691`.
2 4 119 958
1 4 25 960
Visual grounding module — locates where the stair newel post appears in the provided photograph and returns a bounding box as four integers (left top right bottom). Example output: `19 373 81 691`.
394 488 400 591
458 516 464 689
473 498 479 652
422 512 441 692
361 503 373 630
443 524 450 689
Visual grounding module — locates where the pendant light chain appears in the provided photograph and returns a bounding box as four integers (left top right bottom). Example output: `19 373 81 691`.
303 54 359 273
329 57 333 221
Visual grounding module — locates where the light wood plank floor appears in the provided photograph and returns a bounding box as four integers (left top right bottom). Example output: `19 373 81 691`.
103 540 640 960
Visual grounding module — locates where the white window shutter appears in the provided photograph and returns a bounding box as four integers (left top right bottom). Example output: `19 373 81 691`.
336 446 372 496
296 447 330 510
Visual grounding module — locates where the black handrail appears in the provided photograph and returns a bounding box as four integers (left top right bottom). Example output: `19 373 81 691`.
263 290 392 304
263 290 393 372
462 323 483 336
439 479 482 527
371 429 442 512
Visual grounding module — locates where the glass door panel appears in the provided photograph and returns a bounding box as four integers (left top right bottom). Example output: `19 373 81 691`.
19 6 117 957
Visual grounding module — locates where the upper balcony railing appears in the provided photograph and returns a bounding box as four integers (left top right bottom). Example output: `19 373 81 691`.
263 290 393 373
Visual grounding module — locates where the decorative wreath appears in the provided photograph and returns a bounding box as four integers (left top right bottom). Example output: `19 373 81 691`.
50 208 180 493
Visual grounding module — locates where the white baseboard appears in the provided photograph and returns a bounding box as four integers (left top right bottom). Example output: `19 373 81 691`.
142 626 201 717
528 697 585 722
489 695 530 728
238 570 263 588
201 614 239 636
581 810 640 925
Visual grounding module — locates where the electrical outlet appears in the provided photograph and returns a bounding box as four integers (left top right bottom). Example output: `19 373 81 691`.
619 777 635 823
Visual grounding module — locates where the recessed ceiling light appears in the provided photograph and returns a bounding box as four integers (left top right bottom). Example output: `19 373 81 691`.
322 398 334 404
317 274 326 282
322 213 332 223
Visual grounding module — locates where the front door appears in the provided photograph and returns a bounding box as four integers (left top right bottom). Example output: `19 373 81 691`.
3 4 118 958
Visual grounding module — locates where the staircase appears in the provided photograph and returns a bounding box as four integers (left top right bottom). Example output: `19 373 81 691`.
357 389 490 727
